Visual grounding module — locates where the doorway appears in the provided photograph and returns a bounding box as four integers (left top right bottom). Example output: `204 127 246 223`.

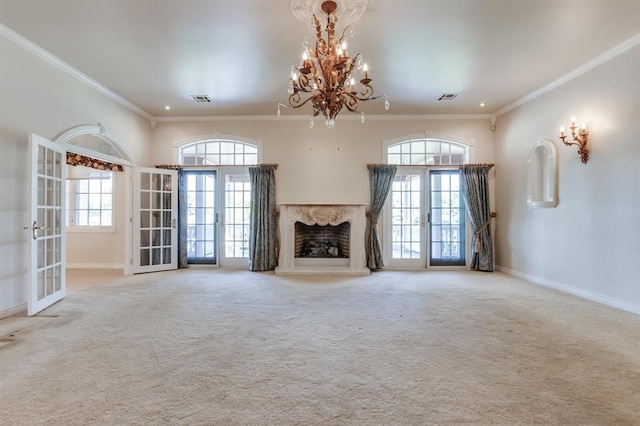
386 168 466 268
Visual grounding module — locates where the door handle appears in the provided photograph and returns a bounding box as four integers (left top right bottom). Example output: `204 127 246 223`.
172 218 177 229
23 221 47 240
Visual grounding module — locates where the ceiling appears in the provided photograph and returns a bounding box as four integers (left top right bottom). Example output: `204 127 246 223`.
1 0 638 119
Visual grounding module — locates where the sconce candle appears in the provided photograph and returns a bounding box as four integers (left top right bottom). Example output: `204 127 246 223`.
559 117 590 164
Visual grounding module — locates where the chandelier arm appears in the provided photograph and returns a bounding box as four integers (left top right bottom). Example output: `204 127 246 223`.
289 92 322 109
353 84 374 100
344 93 359 112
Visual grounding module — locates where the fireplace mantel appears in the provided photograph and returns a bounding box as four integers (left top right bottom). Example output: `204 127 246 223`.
275 204 370 276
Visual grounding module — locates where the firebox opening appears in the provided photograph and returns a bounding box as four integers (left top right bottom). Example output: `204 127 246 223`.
295 222 350 258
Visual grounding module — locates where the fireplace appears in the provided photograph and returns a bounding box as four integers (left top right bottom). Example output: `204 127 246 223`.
295 222 350 259
275 204 369 276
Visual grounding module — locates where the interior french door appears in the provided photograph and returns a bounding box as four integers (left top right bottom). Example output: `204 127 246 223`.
131 167 178 273
28 134 66 316
386 168 466 268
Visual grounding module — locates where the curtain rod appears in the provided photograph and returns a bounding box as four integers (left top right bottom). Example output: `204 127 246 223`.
155 163 278 169
459 163 495 169
367 163 397 169
367 163 495 169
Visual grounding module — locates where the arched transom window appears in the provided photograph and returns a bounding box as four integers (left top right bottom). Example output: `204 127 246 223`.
179 139 258 166
387 138 468 166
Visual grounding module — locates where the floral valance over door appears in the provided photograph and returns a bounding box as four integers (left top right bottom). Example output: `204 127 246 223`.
66 152 124 172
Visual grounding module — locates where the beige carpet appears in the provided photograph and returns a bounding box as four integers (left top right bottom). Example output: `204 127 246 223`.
1 269 639 425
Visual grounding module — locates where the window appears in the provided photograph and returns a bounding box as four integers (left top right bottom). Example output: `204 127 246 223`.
180 139 258 166
177 136 260 266
66 171 114 231
385 136 470 268
387 138 467 165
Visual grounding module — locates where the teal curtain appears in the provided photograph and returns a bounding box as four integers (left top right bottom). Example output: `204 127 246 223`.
459 164 494 271
365 165 397 270
177 168 188 268
248 165 278 271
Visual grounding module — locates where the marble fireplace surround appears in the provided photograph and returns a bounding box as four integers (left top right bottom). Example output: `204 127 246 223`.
275 204 370 276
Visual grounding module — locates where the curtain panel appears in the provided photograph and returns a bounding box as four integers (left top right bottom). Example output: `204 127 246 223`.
248 165 278 272
459 164 494 272
365 164 397 270
177 169 188 269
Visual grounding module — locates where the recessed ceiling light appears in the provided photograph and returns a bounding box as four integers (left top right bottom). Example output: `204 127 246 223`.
165 105 171 111
480 102 486 108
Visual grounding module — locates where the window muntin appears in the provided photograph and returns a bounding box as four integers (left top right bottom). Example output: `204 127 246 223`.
66 171 114 231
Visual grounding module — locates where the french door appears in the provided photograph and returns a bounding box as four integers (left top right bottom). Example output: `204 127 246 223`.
386 168 466 268
184 167 251 267
27 134 66 315
185 171 218 264
131 167 178 273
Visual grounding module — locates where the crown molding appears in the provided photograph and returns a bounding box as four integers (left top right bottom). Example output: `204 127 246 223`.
0 23 154 125
153 113 492 123
494 33 640 117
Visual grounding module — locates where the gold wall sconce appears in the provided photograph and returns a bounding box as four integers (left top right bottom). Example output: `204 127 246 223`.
559 117 589 163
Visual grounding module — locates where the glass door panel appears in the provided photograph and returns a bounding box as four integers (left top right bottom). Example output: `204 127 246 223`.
185 171 217 264
389 172 425 268
223 173 250 263
132 168 177 273
430 170 465 266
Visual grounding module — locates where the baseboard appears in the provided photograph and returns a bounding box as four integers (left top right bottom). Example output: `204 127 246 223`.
495 266 640 316
0 303 27 320
66 263 125 270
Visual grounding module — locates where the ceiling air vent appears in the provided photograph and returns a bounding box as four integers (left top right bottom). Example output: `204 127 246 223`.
437 93 458 101
190 95 213 103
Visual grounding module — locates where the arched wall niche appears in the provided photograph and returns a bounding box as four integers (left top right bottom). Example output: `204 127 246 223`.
527 139 558 208
54 124 136 166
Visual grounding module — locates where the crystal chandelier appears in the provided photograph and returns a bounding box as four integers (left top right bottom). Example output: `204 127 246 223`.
278 0 389 128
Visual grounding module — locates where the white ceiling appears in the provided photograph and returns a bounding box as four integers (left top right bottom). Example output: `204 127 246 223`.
0 0 638 119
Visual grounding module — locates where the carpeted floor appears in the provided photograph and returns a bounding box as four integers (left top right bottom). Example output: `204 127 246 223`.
1 269 639 425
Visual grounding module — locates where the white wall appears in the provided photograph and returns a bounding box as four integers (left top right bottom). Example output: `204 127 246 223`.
152 118 495 205
494 45 640 313
0 36 152 317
